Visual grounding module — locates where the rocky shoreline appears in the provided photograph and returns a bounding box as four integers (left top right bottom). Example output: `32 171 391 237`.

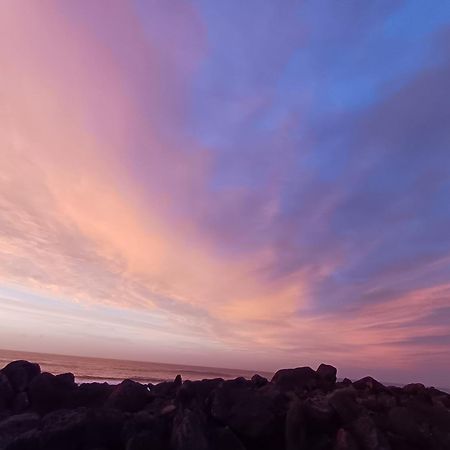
0 360 449 449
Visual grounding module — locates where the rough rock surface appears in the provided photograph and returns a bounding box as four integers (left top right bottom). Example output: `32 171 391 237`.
0 360 449 450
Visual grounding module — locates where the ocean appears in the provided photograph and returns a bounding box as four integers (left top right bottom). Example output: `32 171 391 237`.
0 349 272 385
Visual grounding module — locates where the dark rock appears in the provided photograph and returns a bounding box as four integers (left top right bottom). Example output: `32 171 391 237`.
271 367 318 392
304 395 336 427
3 429 41 450
12 392 30 414
328 387 361 424
40 408 87 450
350 415 391 450
0 413 40 449
28 372 76 413
387 406 425 445
106 379 150 412
334 428 359 450
211 379 286 445
352 377 385 394
0 373 14 410
122 410 169 448
209 426 246 450
72 382 113 408
1 361 40 393
171 408 208 450
177 378 223 409
151 379 181 398
403 382 426 394
251 374 268 388
317 364 337 386
285 400 306 450
126 430 166 450
342 378 352 386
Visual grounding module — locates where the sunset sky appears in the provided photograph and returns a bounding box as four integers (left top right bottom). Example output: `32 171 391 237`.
1 1 450 386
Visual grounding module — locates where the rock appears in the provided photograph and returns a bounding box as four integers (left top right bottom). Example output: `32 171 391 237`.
0 373 14 410
328 387 361 424
3 429 41 450
317 364 337 387
126 431 165 450
251 374 268 388
334 428 359 450
122 410 169 448
106 379 150 412
304 395 336 427
0 413 40 449
402 383 426 394
1 361 40 393
171 408 208 450
387 407 425 445
12 392 30 414
211 379 286 444
271 367 318 392
350 416 391 450
40 408 88 450
72 382 113 408
28 372 76 413
285 400 306 450
209 426 246 450
176 378 223 409
352 377 385 394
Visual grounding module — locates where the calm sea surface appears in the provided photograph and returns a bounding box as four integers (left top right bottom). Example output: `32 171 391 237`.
0 349 272 384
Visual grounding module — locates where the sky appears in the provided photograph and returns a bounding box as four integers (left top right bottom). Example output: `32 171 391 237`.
0 1 450 387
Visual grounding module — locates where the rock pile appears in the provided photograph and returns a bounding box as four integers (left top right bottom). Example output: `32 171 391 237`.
0 360 449 449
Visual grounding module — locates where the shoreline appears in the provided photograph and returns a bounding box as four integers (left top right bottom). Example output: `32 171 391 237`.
1 359 449 449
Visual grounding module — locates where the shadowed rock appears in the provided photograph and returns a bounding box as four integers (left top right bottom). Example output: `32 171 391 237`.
271 367 318 392
0 359 449 450
1 362 40 393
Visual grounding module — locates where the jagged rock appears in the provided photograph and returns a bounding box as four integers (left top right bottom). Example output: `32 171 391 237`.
1 361 40 393
403 383 426 395
106 379 150 412
271 367 318 392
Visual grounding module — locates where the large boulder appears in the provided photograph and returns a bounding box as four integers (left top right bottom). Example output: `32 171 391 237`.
271 367 318 392
1 361 40 393
316 364 337 389
105 379 150 412
209 426 246 450
28 372 76 413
